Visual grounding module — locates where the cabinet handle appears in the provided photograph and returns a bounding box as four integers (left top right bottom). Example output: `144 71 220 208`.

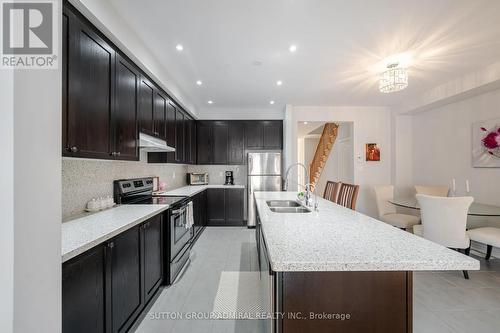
68 146 78 153
108 242 114 248
154 131 159 136
110 152 121 157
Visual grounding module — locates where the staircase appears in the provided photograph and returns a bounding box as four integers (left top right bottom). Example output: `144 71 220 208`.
309 123 339 189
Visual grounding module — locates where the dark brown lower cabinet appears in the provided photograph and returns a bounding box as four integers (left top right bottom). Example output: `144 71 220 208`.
258 222 413 333
62 245 106 333
225 188 244 225
142 215 163 303
109 226 142 333
207 188 225 225
62 214 164 333
207 188 245 226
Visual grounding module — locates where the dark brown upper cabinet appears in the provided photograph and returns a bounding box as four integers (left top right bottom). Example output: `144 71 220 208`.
174 108 185 163
196 121 229 165
212 122 229 164
228 121 245 164
196 123 212 164
153 91 167 139
139 77 155 136
263 120 283 149
64 7 115 159
245 121 264 149
165 102 176 162
245 120 283 150
113 53 139 160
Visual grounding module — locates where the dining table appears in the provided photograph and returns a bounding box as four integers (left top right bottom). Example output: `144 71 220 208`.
390 197 500 217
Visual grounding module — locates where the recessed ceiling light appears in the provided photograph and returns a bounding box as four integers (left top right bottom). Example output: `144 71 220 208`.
270 101 275 105
175 44 183 51
207 100 213 104
303 121 308 125
196 80 202 85
276 80 283 86
289 44 297 53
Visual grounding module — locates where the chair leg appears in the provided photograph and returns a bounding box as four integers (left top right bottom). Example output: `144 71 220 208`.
462 270 469 279
486 245 493 260
465 246 471 256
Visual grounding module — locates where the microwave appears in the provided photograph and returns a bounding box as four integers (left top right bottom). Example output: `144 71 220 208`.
187 173 209 185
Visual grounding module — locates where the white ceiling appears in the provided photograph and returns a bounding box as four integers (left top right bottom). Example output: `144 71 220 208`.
109 0 500 113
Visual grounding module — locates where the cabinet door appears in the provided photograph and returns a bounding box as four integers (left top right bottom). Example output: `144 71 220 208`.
263 121 283 149
62 9 69 153
245 121 264 149
212 122 228 164
228 121 245 164
166 102 177 163
109 226 142 333
139 77 154 135
197 124 212 164
142 214 163 303
153 91 166 139
175 109 185 163
66 12 114 159
184 117 192 164
62 245 106 333
207 188 225 225
225 188 245 225
113 53 139 160
191 120 197 164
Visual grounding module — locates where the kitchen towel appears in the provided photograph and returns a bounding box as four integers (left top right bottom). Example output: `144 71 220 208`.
186 201 194 229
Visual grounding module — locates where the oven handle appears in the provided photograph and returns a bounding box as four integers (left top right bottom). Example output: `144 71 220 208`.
171 207 186 215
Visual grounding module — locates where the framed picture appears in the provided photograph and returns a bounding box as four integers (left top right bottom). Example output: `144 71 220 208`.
366 143 380 161
472 118 500 168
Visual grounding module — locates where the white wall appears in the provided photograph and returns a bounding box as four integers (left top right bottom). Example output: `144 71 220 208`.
11 59 62 333
411 88 500 210
0 64 14 333
285 106 392 217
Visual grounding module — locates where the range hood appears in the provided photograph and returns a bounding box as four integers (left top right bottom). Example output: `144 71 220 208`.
139 132 175 152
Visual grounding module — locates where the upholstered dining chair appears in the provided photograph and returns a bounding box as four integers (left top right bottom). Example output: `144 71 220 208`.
414 194 473 279
414 185 449 197
467 227 500 260
323 181 342 203
373 185 420 231
336 183 359 210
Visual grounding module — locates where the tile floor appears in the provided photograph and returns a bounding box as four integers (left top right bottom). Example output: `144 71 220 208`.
133 227 500 333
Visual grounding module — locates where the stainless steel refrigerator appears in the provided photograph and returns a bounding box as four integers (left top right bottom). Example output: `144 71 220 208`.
247 152 282 227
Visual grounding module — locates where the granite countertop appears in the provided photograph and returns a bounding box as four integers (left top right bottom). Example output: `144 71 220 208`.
61 204 169 262
254 191 480 272
158 184 245 197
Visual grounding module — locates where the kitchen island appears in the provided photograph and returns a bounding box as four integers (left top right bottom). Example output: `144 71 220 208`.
254 191 479 333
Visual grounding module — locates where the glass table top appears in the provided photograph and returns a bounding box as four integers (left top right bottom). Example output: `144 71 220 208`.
390 197 500 217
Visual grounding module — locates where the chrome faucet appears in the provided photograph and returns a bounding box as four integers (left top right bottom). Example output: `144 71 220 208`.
283 163 309 191
283 163 318 211
304 183 319 212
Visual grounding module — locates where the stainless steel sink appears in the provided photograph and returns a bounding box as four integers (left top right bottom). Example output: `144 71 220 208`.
269 206 311 213
266 200 301 208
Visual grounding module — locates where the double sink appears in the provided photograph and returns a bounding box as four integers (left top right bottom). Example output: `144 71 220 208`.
266 200 311 213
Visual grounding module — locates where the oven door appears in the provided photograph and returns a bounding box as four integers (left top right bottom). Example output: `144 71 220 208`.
170 205 191 260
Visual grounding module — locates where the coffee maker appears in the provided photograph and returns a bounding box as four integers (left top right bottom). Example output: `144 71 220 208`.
224 171 234 185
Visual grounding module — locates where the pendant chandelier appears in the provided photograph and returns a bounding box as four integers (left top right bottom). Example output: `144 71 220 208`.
379 63 408 93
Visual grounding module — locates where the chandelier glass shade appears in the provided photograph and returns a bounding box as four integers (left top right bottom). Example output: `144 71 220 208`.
379 63 408 93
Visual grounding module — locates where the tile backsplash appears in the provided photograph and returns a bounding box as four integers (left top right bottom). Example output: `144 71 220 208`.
62 153 249 220
62 152 187 219
187 164 247 186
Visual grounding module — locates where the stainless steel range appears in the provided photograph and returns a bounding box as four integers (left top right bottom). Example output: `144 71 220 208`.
114 177 192 284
